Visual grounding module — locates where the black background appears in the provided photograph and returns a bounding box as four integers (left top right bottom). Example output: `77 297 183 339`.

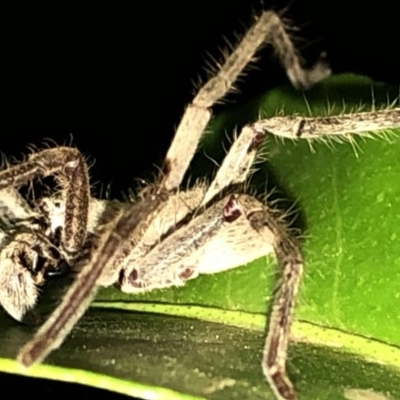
1 0 399 397
3 0 400 198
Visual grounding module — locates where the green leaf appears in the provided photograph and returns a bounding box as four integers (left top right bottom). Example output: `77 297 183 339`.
1 74 399 400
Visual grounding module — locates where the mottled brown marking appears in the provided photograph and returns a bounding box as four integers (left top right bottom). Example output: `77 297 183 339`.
248 127 266 152
295 119 306 137
179 267 194 280
223 196 241 222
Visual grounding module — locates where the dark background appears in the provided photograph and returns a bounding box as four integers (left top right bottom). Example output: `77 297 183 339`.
3 0 400 198
1 0 399 397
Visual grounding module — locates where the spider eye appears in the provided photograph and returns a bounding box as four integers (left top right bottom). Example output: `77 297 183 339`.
44 260 70 279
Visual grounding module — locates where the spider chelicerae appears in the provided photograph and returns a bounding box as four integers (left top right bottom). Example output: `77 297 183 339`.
0 10 399 400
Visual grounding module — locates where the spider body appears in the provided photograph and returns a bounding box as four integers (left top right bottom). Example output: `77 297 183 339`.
0 9 399 400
